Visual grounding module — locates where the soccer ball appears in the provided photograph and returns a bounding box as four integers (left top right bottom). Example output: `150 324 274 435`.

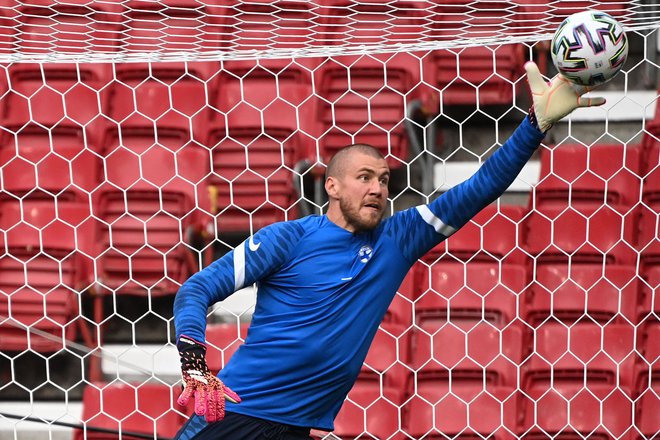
550 10 628 87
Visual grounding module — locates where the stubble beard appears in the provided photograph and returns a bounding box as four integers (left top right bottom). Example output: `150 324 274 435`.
339 197 384 232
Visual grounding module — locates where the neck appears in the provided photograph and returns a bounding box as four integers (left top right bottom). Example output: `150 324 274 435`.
326 204 356 233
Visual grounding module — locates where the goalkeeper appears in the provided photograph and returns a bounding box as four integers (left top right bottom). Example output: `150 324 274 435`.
172 63 604 439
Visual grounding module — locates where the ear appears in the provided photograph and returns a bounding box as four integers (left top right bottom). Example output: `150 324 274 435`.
325 176 340 200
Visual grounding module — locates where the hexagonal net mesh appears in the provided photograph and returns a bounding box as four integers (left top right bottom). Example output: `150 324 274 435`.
0 1 658 440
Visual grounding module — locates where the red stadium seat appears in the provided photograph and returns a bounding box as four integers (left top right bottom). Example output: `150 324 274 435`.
14 1 122 55
635 384 660 440
534 143 642 210
431 0 528 40
205 322 249 373
317 0 431 46
412 322 523 388
76 382 185 440
521 381 633 440
425 205 529 265
404 382 519 440
416 263 526 326
516 0 629 34
638 266 660 322
522 322 637 389
206 79 305 233
314 53 423 168
523 204 637 265
122 0 222 53
222 0 319 51
94 144 207 296
359 323 412 389
0 145 98 203
333 384 406 440
0 202 96 352
523 264 639 325
428 44 524 107
105 79 208 143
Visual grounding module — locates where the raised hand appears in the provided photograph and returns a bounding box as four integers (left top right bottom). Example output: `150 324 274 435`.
525 61 606 132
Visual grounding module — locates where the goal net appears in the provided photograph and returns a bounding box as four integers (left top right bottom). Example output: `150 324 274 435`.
0 1 658 439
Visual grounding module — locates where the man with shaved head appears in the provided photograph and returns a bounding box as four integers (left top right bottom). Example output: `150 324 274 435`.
172 62 605 439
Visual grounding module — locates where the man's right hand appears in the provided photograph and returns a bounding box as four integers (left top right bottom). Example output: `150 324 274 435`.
176 335 241 423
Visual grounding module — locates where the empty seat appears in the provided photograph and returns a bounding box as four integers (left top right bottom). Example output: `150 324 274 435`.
412 322 523 388
333 384 406 440
94 144 208 296
404 382 519 440
318 0 431 47
0 145 98 203
428 44 524 107
635 323 660 387
431 0 527 40
314 53 422 168
223 0 319 51
535 143 642 209
517 0 630 34
416 263 526 327
359 323 411 389
205 322 249 373
521 381 633 440
425 205 528 265
122 0 221 54
523 264 639 325
0 80 107 147
523 204 637 265
105 79 208 144
207 80 304 234
635 384 660 440
15 0 122 55
76 382 184 440
522 322 637 389
638 266 660 322
0 202 95 352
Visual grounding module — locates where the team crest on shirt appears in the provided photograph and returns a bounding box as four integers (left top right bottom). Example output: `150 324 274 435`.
359 245 373 263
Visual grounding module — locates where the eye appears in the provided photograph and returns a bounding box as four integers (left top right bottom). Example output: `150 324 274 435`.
358 175 369 182
379 177 389 185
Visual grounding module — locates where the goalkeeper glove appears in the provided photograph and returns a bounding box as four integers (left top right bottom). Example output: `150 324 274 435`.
525 61 606 132
176 335 241 423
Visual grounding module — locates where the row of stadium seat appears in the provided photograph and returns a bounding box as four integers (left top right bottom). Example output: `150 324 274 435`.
73 321 659 439
0 0 632 55
1 196 658 352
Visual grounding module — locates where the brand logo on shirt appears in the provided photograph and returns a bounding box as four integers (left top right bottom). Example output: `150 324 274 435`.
359 245 373 263
249 236 261 252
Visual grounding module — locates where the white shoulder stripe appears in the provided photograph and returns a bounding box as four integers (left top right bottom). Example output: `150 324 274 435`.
234 241 246 290
416 205 458 237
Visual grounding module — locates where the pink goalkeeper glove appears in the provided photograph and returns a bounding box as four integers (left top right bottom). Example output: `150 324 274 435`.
176 335 241 423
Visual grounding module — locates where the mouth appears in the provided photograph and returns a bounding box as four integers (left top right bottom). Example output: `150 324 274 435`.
363 202 382 212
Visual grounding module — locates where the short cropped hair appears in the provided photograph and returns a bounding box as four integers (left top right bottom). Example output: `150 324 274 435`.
325 144 385 180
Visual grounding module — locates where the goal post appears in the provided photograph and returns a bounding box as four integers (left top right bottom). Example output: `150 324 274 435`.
0 1 658 439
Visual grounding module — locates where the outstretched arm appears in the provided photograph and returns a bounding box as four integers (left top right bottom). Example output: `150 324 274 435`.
390 62 605 262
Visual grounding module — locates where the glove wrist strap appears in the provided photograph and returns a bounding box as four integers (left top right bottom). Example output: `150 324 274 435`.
529 106 551 133
177 335 206 355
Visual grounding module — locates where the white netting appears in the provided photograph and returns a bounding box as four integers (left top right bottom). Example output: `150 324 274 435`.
0 1 659 439
0 0 657 62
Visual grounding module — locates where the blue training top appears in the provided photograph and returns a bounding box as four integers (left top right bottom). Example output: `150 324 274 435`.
174 116 545 432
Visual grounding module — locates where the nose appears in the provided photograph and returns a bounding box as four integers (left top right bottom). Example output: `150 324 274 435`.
368 178 382 196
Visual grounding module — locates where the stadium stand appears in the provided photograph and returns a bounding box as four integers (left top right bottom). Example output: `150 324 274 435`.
76 382 185 440
522 322 638 389
404 383 519 440
534 143 642 209
412 322 524 388
522 264 639 325
205 322 249 373
359 323 411 390
0 202 94 352
415 263 526 326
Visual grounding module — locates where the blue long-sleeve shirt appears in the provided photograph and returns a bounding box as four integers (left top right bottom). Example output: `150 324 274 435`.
174 116 544 432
